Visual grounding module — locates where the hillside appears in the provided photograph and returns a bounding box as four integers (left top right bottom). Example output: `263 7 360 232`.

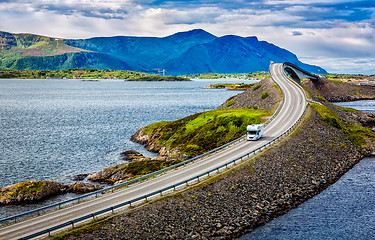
0 29 326 74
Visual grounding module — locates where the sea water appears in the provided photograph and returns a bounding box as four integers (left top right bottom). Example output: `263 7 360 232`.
0 78 245 217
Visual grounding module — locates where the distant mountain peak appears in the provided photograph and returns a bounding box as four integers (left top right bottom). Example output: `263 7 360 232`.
166 29 216 40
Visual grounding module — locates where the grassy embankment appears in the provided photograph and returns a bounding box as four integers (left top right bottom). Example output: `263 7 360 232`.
143 108 269 156
311 103 375 149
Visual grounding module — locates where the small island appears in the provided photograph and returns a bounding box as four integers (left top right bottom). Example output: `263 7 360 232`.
125 75 190 81
205 82 257 90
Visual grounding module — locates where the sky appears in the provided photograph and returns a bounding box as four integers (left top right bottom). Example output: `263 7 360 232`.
1 0 375 74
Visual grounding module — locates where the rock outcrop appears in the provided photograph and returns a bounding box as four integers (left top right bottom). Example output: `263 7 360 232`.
0 180 105 205
131 129 191 160
0 180 68 205
87 150 183 185
68 182 104 193
72 174 88 181
88 150 147 185
120 150 144 161
87 163 131 185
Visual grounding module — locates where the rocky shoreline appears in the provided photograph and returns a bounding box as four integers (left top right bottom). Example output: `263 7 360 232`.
0 180 104 205
0 150 172 205
61 108 367 240
56 77 375 239
3 75 375 239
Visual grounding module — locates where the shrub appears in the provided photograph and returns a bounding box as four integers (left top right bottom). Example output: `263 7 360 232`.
226 100 235 107
261 91 269 99
316 95 326 102
252 84 261 91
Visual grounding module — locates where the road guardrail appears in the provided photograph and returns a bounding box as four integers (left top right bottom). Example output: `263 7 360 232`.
2 64 309 240
1 77 285 227
17 101 309 240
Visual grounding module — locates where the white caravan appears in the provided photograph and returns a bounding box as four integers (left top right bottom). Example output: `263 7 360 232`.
246 124 264 141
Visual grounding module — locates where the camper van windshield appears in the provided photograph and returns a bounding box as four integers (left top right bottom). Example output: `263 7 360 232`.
248 130 258 135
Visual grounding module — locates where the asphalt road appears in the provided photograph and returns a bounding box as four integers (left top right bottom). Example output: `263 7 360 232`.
0 63 308 239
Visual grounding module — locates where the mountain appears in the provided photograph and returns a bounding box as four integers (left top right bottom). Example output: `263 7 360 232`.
0 29 327 74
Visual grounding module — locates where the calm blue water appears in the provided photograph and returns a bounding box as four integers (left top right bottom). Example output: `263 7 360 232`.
240 100 375 240
0 78 248 217
0 78 246 189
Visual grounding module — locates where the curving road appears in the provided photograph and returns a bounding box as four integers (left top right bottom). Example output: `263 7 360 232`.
0 63 308 239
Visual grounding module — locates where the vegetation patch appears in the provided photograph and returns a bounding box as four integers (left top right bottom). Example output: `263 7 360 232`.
127 75 190 81
252 84 261 91
88 159 182 185
125 160 182 177
261 91 269 99
143 108 269 156
53 217 110 240
316 95 326 102
0 181 42 200
226 100 235 107
311 103 375 149
322 73 375 84
0 180 67 205
206 83 256 90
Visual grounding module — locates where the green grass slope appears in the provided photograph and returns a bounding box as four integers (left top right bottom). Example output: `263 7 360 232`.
0 31 91 70
143 108 269 156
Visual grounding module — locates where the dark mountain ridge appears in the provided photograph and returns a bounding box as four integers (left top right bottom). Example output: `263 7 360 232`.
0 29 327 74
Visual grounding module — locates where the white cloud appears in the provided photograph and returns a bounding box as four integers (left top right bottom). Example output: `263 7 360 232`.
300 56 375 74
0 0 374 73
263 0 362 5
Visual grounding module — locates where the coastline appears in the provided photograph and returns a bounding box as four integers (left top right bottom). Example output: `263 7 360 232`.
2 76 375 239
60 106 365 239
56 78 375 239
